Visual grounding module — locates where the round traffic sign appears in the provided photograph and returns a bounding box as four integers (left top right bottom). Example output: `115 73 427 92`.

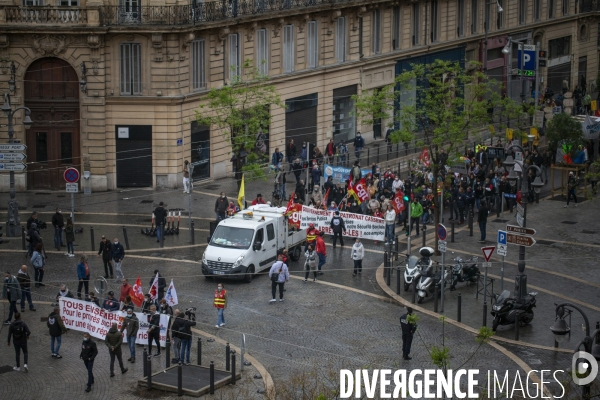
64 167 80 183
437 224 447 241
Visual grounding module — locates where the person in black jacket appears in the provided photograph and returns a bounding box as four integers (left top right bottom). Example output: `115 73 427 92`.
329 211 346 248
214 193 228 221
149 270 167 301
147 305 161 357
169 308 182 363
400 307 417 361
110 238 125 283
80 332 98 392
286 139 297 173
141 294 156 314
27 222 42 258
153 202 167 243
51 207 65 251
47 307 67 358
8 312 31 372
176 310 197 365
102 291 120 312
477 200 489 243
97 236 113 279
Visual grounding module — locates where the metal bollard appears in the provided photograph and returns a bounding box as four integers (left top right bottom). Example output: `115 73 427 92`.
209 361 215 394
457 293 462 322
21 226 26 250
231 353 236 385
367 148 370 165
160 223 165 248
190 220 195 245
225 342 230 371
386 255 391 287
468 209 473 237
197 337 202 365
143 348 148 377
90 226 95 252
177 364 183 396
497 197 501 217
396 267 401 295
411 279 417 304
483 302 488 327
422 227 426 247
166 338 171 368
123 226 130 250
147 354 153 389
434 284 439 313
383 252 388 279
395 236 399 260
514 313 520 341
451 221 455 243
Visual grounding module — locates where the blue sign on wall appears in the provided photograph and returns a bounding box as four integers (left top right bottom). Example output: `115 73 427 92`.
323 164 371 182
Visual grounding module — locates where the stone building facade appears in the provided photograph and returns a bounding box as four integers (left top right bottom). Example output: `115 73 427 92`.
0 0 597 191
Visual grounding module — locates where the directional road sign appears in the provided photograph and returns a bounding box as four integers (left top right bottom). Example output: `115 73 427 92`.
0 163 26 171
506 225 536 235
507 233 536 247
437 224 447 241
0 153 26 161
0 144 27 151
517 203 524 216
438 240 447 253
64 167 80 183
66 182 78 193
481 246 495 262
516 213 524 228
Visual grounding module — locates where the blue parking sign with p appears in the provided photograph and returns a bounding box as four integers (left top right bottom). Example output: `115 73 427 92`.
498 230 507 245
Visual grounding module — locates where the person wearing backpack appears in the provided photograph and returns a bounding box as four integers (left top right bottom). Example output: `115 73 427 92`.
303 244 318 282
3 271 22 325
120 307 139 363
17 265 35 312
31 243 46 288
47 306 67 358
268 254 289 302
7 311 30 372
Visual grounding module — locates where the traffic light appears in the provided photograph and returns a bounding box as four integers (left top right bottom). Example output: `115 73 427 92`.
403 194 409 201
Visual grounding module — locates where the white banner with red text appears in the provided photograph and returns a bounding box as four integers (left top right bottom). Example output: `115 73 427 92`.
299 206 385 241
59 297 170 347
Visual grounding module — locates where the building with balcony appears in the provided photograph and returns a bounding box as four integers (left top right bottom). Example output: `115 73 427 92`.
0 0 598 191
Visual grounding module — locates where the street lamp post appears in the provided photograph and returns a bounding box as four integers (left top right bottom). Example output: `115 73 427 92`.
550 303 600 398
1 93 33 237
502 37 527 103
503 144 543 297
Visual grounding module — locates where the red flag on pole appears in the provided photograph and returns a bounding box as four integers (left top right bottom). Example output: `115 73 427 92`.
321 188 330 207
148 273 159 301
392 191 405 214
353 178 370 203
419 147 431 167
130 276 145 307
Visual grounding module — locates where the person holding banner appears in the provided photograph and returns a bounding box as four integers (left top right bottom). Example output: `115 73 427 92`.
104 322 128 377
120 307 139 363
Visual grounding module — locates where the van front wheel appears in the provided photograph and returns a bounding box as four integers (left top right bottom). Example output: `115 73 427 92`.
244 265 255 283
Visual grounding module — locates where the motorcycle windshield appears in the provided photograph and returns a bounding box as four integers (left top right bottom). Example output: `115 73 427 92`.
495 290 510 305
407 256 419 269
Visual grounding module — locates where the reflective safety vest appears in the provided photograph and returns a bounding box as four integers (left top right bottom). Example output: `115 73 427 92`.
306 228 318 243
214 289 226 309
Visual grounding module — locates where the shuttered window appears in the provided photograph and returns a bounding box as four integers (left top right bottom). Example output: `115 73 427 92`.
229 33 240 80
191 39 206 90
120 43 141 95
256 29 268 75
372 9 381 54
392 7 401 50
283 25 294 73
336 17 346 62
307 21 318 68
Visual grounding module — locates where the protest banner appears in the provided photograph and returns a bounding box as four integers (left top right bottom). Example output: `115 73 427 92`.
323 164 370 182
59 297 170 347
299 206 385 241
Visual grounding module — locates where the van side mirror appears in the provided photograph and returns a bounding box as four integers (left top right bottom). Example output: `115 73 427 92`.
253 242 262 251
206 236 211 244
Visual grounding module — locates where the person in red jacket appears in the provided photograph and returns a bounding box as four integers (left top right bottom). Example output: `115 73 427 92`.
316 231 327 275
325 139 336 164
119 278 132 303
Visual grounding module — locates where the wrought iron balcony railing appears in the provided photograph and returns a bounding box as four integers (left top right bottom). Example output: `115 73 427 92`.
5 6 88 24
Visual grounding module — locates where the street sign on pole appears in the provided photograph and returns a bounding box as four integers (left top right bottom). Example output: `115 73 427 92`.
497 230 507 245
481 246 495 262
507 233 536 247
517 203 524 216
517 44 536 71
506 225 536 235
66 183 78 193
497 244 507 257
64 167 80 183
0 163 26 171
438 240 447 253
0 144 27 151
437 224 447 241
0 153 26 161
516 213 524 228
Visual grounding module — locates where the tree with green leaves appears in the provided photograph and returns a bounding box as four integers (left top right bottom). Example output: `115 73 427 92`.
545 113 585 164
195 60 284 190
354 60 523 253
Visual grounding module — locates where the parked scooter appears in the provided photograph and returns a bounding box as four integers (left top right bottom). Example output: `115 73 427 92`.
491 290 537 331
403 246 433 291
415 247 449 303
449 253 480 290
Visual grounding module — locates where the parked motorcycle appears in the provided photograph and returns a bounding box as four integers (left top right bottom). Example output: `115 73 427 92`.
491 290 537 331
449 253 480 291
404 246 433 291
415 247 449 303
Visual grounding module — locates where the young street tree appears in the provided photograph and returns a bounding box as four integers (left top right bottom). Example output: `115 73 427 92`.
195 60 284 190
545 112 585 162
354 60 522 252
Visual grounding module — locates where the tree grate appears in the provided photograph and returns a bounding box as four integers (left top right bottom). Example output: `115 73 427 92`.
537 240 555 246
34 192 51 195
561 221 577 225
140 200 153 204
492 219 509 223
31 204 46 208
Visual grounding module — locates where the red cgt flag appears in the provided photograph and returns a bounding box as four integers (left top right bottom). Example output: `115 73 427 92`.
129 276 145 307
353 178 370 204
419 147 431 167
392 191 405 214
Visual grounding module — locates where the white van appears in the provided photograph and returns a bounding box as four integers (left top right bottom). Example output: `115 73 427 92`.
202 205 306 282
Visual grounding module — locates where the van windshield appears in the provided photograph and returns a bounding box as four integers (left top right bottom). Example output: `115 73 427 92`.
210 226 254 249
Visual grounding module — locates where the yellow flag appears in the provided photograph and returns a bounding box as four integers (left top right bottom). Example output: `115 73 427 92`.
530 127 540 145
238 174 245 210
506 128 513 140
592 100 597 111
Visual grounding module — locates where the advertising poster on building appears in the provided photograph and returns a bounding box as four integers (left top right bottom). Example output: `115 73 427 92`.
299 206 385 241
59 298 170 347
323 164 371 182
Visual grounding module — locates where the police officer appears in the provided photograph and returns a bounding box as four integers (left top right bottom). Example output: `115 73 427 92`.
400 307 417 361
329 211 346 248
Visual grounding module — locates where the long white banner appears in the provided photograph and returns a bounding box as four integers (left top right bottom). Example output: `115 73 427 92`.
59 298 170 347
299 206 385 241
